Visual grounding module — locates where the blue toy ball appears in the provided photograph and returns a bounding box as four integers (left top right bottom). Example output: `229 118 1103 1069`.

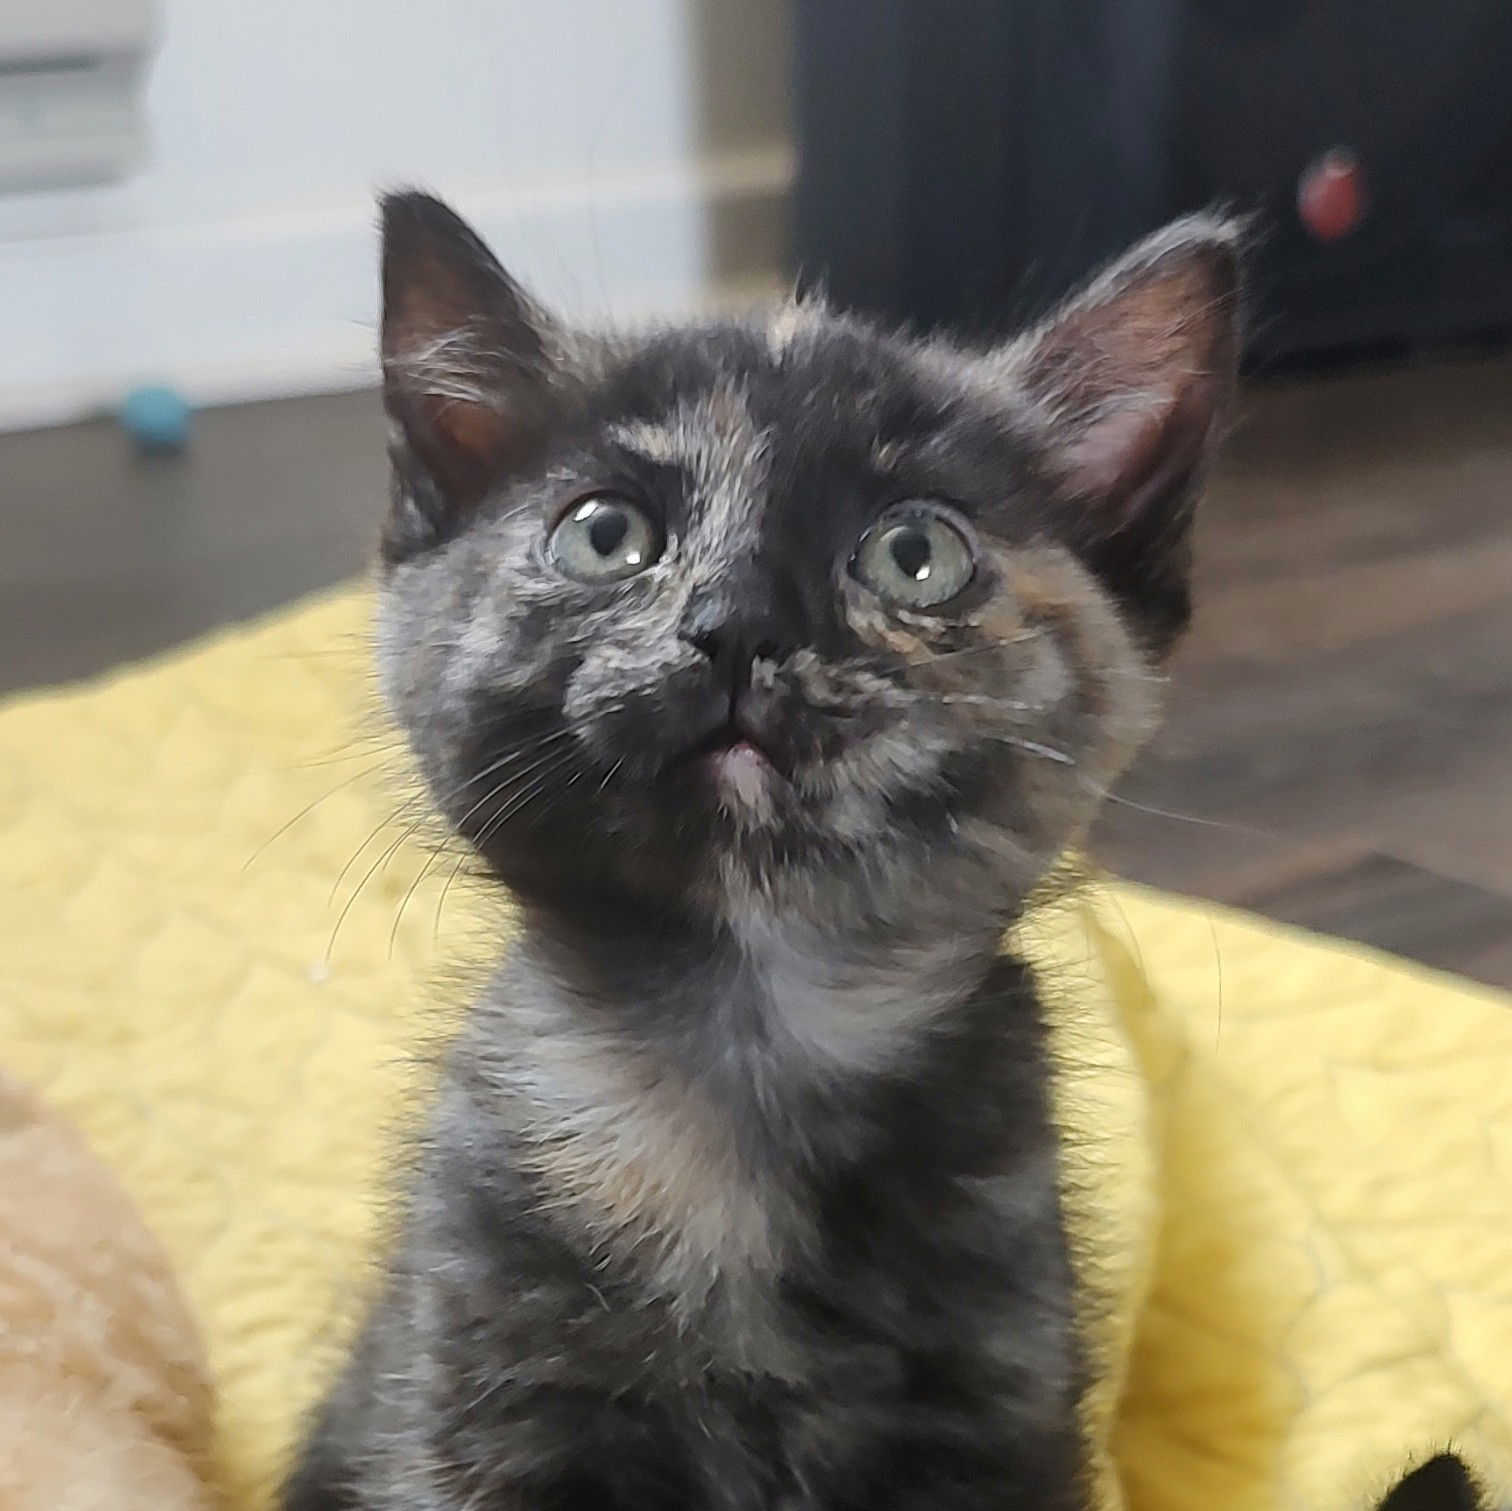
119 384 192 454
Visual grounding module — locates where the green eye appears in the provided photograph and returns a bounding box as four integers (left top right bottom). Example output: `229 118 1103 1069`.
852 505 976 608
549 495 661 582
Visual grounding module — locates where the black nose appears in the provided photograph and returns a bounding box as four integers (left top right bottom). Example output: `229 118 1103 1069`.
680 587 798 692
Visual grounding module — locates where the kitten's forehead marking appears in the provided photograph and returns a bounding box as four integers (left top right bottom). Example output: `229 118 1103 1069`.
609 384 769 565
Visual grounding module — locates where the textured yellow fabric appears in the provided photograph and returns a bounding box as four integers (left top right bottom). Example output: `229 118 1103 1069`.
0 587 1508 1510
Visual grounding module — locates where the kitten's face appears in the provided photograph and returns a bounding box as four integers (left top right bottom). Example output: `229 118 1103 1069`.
375 197 1239 917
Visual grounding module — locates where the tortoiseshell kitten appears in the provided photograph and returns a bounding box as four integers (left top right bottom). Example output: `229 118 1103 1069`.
284 193 1241 1511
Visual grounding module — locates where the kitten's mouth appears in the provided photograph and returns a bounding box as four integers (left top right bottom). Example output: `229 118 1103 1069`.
674 706 792 805
682 722 783 778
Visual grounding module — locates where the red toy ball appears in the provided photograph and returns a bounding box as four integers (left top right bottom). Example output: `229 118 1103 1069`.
1298 149 1367 242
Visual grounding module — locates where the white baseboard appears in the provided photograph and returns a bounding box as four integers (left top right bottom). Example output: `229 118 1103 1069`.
0 145 792 433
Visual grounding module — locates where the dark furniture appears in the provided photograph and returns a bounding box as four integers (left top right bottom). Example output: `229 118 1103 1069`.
793 0 1512 367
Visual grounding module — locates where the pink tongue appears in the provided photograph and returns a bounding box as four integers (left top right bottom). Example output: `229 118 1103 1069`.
711 741 771 804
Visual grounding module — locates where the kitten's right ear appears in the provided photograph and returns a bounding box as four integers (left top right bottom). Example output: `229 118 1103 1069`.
380 191 559 556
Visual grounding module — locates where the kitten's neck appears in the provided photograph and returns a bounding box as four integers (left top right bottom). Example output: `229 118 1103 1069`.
509 877 1018 1166
477 880 1044 1339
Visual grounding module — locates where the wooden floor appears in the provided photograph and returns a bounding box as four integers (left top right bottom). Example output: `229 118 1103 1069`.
3 356 1511 988
1094 353 1512 990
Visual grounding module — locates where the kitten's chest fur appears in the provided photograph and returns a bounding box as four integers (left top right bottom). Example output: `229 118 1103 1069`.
402 917 1080 1504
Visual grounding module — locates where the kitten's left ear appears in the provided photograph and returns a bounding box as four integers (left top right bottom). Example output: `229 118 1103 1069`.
1009 215 1243 648
380 191 561 557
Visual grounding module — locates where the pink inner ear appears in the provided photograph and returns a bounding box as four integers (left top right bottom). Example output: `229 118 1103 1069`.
1015 225 1239 529
1059 402 1168 502
381 209 553 504
387 373 517 506
1060 370 1219 530
384 264 515 500
427 389 512 469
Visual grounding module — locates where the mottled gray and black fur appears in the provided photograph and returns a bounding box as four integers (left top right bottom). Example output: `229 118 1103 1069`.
284 192 1241 1511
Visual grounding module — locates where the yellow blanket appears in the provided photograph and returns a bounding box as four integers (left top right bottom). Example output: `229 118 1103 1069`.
0 588 1507 1510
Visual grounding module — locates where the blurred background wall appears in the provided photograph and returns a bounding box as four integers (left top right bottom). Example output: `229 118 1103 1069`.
0 0 792 431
